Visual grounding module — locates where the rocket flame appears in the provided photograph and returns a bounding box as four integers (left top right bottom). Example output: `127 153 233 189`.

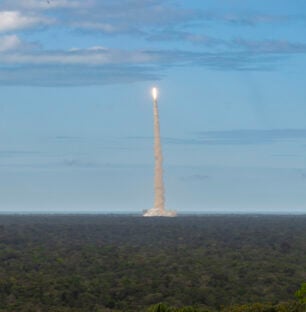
152 87 158 101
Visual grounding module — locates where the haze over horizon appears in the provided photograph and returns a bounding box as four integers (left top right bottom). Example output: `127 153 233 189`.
1 0 306 213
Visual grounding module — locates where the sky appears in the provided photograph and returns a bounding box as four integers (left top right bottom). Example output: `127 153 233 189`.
0 0 306 213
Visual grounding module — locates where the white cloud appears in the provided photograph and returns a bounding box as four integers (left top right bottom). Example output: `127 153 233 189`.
0 35 22 51
0 11 52 32
71 22 119 33
69 46 108 52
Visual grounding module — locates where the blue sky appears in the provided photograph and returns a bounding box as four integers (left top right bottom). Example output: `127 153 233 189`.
0 0 306 213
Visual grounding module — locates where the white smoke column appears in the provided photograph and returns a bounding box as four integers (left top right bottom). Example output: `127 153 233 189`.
143 88 176 217
152 87 165 211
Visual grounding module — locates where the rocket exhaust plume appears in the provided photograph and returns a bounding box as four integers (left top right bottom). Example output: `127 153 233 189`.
143 87 177 217
153 87 164 210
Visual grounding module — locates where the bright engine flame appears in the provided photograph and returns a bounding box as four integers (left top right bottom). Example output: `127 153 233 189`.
152 87 158 101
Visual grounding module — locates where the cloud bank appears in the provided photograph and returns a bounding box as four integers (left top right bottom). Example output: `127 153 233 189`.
0 0 305 86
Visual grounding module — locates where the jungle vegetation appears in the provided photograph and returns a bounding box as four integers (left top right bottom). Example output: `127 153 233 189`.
0 215 305 311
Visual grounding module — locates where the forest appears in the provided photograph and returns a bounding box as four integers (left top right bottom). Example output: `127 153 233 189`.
0 214 305 312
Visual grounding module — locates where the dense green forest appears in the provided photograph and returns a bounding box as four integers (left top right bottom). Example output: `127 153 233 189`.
0 215 305 311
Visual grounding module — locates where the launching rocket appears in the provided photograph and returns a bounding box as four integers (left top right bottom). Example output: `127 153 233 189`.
143 87 177 217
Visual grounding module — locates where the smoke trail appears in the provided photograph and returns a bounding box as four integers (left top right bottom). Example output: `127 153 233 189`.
143 88 176 217
153 98 165 211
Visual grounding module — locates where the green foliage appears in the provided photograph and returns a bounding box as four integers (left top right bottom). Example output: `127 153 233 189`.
147 302 305 312
295 283 306 304
220 302 304 312
0 215 305 311
148 303 172 312
148 303 209 312
148 302 306 312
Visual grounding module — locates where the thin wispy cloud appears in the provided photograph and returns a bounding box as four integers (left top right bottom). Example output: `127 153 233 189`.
130 129 306 146
0 150 40 157
197 129 306 145
180 174 211 182
148 30 220 45
209 12 293 26
1 0 90 10
0 48 157 65
231 39 306 54
61 159 100 169
0 64 159 86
